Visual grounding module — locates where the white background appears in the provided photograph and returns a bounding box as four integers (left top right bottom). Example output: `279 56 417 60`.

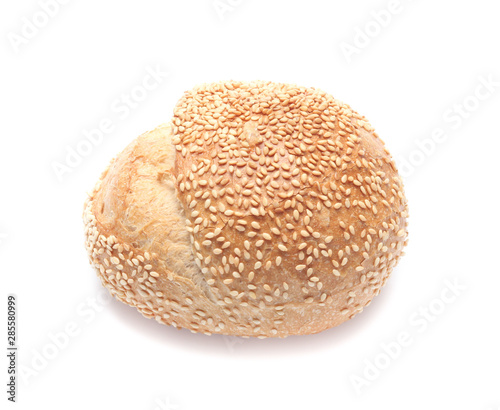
1 0 499 409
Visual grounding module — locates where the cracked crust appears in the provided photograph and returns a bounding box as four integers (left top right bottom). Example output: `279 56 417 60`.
83 81 409 337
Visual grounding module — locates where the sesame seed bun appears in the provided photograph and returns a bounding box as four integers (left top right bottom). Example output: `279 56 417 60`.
83 81 409 338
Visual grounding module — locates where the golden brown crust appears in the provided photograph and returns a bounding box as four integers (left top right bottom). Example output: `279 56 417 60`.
83 81 409 337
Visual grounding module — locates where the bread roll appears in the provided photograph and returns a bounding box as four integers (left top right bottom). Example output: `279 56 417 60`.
83 81 409 337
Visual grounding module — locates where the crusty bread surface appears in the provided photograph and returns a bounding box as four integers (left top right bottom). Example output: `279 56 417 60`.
83 81 409 337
